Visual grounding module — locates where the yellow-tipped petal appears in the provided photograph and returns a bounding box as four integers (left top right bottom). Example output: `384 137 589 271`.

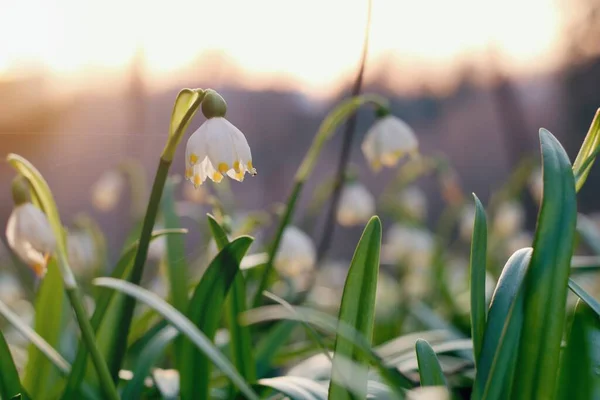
235 170 245 181
247 161 253 170
189 153 199 165
218 163 229 174
185 167 193 179
193 174 202 187
233 160 241 173
213 172 223 183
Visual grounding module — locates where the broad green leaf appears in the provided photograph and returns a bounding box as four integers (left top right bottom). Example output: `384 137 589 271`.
207 215 256 389
93 277 259 400
415 339 446 387
568 279 600 317
557 300 600 400
258 376 328 400
180 235 253 400
24 259 66 398
512 129 577 400
473 248 532 400
62 229 185 399
0 329 22 400
469 194 487 368
121 326 178 400
572 108 600 192
328 216 382 400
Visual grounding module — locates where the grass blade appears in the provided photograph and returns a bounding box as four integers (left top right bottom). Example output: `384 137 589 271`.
207 215 256 390
93 277 259 400
472 248 532 400
0 329 22 400
415 339 446 387
328 216 381 400
568 278 600 317
572 108 600 192
469 194 487 368
180 234 253 400
512 129 577 400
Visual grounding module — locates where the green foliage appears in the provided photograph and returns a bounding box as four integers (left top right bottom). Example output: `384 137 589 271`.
469 194 487 368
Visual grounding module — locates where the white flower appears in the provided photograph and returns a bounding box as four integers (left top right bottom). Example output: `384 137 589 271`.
91 170 125 212
399 186 427 220
376 272 401 318
185 117 256 187
493 201 525 238
274 226 316 278
6 203 56 277
152 368 179 399
336 183 376 226
505 231 533 257
361 115 418 171
382 224 433 268
67 231 96 273
529 168 543 203
459 205 476 242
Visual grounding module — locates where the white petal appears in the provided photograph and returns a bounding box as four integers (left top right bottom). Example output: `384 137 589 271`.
337 183 375 226
275 226 316 277
361 115 418 171
204 118 237 170
152 368 179 399
185 125 209 166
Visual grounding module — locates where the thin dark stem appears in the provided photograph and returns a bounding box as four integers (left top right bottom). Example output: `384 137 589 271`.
316 0 373 262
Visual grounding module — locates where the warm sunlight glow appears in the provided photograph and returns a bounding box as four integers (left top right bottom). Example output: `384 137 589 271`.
0 0 563 94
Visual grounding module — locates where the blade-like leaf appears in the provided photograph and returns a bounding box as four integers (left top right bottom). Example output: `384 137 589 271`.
557 300 600 400
0 329 22 400
472 248 532 400
93 277 259 400
207 215 256 391
258 377 325 400
572 108 600 192
415 339 446 387
512 129 577 400
568 279 600 317
469 194 487 368
329 216 381 400
180 235 253 400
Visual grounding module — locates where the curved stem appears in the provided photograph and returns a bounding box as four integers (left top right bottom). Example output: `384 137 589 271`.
316 0 373 263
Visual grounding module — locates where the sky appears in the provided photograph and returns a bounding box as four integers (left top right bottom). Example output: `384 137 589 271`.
0 0 565 96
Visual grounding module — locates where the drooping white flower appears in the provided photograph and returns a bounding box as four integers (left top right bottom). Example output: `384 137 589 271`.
185 117 256 187
361 115 418 171
91 170 125 212
152 368 179 399
528 168 543 203
67 231 96 273
6 203 56 277
493 201 525 238
382 223 433 268
399 186 427 220
336 183 376 226
274 226 316 278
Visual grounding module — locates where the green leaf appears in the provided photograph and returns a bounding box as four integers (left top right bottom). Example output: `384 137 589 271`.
62 229 185 399
415 339 446 387
180 235 253 400
24 259 67 398
255 321 297 378
258 376 328 400
572 108 600 192
207 215 256 392
512 129 577 400
469 194 487 368
0 329 22 400
329 216 381 400
568 278 600 317
557 300 600 400
472 248 531 400
121 326 178 400
94 277 259 400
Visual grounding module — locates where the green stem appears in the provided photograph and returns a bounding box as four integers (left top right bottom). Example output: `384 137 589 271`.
109 158 171 379
251 94 388 308
65 286 119 400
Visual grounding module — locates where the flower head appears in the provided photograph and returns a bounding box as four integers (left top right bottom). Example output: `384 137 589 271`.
152 368 179 399
274 226 316 279
91 170 125 212
399 186 427 220
382 223 433 268
336 183 375 226
67 230 96 274
185 117 256 187
492 201 525 238
361 115 418 171
6 203 56 277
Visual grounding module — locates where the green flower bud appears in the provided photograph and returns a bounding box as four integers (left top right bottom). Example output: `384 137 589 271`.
375 105 391 119
11 175 30 205
201 90 228 119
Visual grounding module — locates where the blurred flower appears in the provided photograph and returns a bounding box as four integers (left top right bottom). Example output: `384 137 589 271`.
0 272 24 306
67 230 96 274
505 231 533 257
152 368 179 399
274 226 316 279
308 260 348 310
459 205 476 243
376 272 401 318
182 182 210 204
382 224 433 268
529 168 543 204
399 186 427 220
361 115 418 172
148 234 167 262
337 183 375 226
185 118 256 187
91 170 125 212
6 203 55 278
407 387 450 400
492 201 525 238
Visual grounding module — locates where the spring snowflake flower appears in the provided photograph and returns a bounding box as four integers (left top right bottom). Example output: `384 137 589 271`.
399 186 427 220
493 201 525 238
337 183 376 226
274 226 316 278
91 169 125 212
152 368 179 399
382 223 433 268
361 114 418 171
67 230 97 273
6 203 56 277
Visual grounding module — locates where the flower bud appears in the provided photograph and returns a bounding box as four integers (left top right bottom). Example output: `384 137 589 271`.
201 90 227 119
11 175 30 206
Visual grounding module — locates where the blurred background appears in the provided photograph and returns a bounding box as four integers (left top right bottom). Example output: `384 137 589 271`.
1 0 600 262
